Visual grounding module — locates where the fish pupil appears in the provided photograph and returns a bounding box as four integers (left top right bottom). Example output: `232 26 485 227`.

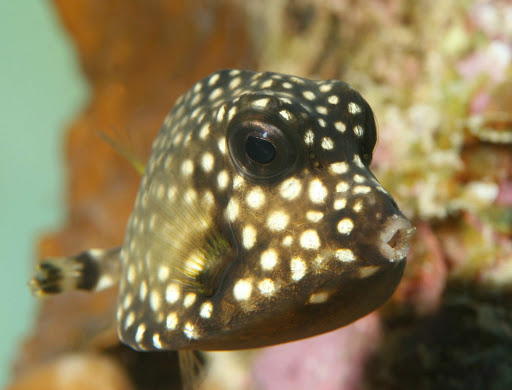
245 136 276 164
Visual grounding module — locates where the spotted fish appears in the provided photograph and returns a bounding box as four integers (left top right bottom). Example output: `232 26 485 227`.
30 69 414 383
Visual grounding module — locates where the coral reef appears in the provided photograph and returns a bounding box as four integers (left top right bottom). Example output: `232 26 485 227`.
9 0 512 389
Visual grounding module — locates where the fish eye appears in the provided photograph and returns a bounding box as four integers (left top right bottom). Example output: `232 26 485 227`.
245 136 276 164
227 112 300 182
358 99 378 165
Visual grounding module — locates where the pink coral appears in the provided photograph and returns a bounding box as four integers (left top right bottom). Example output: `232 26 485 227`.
457 41 511 83
252 314 381 390
496 180 512 206
469 90 491 114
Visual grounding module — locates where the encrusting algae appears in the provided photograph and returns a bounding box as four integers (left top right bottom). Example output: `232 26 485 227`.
30 69 414 388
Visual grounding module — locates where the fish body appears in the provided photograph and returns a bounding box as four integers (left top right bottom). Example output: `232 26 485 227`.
31 70 414 354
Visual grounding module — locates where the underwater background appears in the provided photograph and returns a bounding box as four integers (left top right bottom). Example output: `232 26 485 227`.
0 1 87 387
3 1 512 389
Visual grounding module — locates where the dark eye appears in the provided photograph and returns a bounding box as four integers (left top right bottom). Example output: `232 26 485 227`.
245 136 276 164
358 98 378 165
227 112 301 182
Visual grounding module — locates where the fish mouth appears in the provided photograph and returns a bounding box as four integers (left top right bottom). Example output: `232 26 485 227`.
378 214 415 262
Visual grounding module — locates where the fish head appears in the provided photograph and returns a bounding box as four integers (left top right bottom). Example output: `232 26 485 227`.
117 70 414 351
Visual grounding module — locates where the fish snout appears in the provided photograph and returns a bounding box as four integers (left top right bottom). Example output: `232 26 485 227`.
377 214 414 262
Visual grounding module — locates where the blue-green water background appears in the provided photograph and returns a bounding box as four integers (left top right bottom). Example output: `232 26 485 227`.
0 1 88 386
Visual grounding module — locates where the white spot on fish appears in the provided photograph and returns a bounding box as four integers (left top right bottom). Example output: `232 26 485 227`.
125 312 135 328
127 265 136 283
316 106 328 115
184 293 197 308
359 266 380 278
261 79 273 88
217 170 230 190
152 333 163 349
200 302 213 318
282 235 293 246
123 294 133 310
233 174 245 190
353 185 371 194
327 95 339 104
304 129 314 145
353 155 364 168
337 218 354 235
303 91 316 100
246 187 266 209
209 87 223 100
184 322 199 339
218 137 226 154
228 106 237 120
252 98 270 109
260 249 278 270
208 73 220 86
280 178 302 200
279 110 293 121
353 199 363 212
308 292 329 304
216 104 226 122
233 279 253 301
229 77 242 89
139 281 148 301
226 199 239 221
330 162 349 174
300 230 321 250
348 102 362 114
165 283 180 304
353 125 364 137
306 211 324 222
166 312 178 329
336 181 349 192
321 137 334 150
291 257 307 281
242 225 257 249
267 211 289 231
309 179 328 203
150 291 161 311
135 324 146 343
336 249 356 262
335 121 346 132
181 159 194 176
258 279 275 295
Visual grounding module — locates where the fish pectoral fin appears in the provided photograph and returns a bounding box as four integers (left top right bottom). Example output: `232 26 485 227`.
96 130 146 175
29 247 122 296
178 350 207 390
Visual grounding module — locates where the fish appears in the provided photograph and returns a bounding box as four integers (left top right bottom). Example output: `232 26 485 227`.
30 69 414 387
